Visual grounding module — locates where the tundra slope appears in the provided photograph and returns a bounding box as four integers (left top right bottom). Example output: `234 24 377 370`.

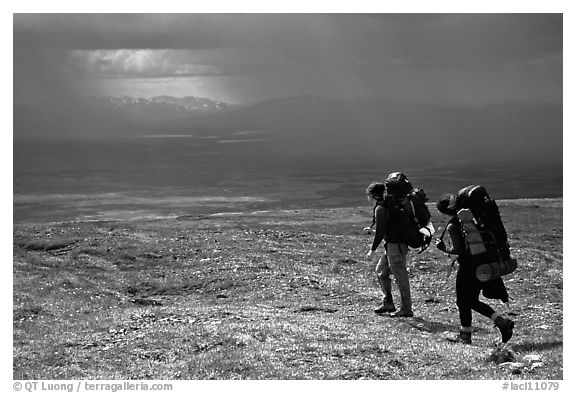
13 199 562 379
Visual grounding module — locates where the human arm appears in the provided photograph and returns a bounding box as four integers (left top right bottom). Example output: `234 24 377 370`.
436 222 466 255
369 205 388 253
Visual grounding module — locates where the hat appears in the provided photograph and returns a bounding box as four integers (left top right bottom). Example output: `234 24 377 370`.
366 182 385 199
436 194 457 215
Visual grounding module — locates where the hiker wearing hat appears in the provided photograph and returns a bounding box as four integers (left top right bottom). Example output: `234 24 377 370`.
436 194 514 345
365 172 434 318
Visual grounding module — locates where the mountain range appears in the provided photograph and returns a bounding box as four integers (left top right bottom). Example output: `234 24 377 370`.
89 95 232 114
14 94 562 164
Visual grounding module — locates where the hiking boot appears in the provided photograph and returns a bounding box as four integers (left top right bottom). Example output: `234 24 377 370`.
495 316 514 343
374 302 396 314
458 330 472 345
446 330 472 344
390 308 414 318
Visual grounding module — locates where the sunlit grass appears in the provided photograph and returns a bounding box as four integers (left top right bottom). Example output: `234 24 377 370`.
13 200 562 379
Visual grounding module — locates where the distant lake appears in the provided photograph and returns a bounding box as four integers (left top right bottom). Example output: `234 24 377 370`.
13 135 562 224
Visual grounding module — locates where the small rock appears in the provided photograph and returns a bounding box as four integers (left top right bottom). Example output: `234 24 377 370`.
529 362 544 371
499 362 525 374
523 354 542 364
132 298 163 306
523 354 544 371
490 347 516 364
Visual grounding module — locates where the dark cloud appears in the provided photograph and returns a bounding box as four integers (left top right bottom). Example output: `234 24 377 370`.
14 14 561 58
14 14 328 50
13 13 562 105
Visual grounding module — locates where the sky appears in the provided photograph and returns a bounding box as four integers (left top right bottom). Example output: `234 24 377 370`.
13 12 562 106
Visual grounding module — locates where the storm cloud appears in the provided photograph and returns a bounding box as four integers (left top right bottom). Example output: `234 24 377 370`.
13 13 562 105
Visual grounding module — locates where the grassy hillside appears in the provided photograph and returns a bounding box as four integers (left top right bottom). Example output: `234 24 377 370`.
13 199 562 379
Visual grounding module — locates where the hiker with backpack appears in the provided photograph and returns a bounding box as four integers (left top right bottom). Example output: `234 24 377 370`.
365 172 434 318
435 188 515 345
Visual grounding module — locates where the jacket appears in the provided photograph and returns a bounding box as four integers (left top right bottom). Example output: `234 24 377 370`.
370 197 415 251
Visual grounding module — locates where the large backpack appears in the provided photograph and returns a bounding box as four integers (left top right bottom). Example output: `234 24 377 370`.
453 185 516 281
385 186 433 252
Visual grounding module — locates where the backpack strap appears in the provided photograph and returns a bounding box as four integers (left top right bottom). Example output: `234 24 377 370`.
409 200 417 222
438 221 449 242
417 237 431 254
409 199 434 254
438 216 459 242
369 204 377 228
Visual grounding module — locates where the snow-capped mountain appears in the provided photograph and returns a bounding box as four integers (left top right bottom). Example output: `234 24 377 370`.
89 95 231 114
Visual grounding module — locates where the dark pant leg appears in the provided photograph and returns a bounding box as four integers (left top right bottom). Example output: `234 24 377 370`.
456 266 496 327
470 297 496 319
456 267 474 327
